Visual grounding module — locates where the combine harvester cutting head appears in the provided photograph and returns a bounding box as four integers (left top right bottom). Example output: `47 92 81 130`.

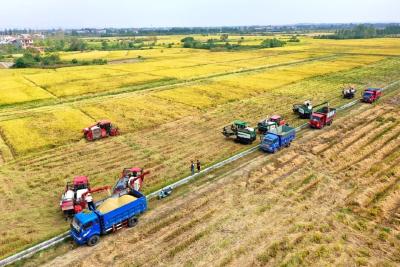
83 120 119 141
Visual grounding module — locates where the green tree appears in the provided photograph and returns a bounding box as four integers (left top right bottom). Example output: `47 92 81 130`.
260 38 286 48
181 36 194 43
68 38 87 51
220 34 229 42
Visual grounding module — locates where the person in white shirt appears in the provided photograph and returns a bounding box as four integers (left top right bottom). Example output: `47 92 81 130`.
85 193 96 211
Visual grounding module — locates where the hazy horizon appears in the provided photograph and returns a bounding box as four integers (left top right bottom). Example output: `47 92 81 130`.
0 0 399 29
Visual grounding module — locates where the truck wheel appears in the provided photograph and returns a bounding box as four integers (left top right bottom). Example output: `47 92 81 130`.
128 217 138 228
87 235 100 246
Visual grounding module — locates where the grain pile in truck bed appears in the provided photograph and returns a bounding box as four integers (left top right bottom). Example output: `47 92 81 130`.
97 195 137 213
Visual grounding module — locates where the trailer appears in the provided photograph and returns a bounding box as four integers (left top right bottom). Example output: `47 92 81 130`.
222 120 257 144
362 88 382 103
309 104 336 129
71 190 146 246
260 125 296 153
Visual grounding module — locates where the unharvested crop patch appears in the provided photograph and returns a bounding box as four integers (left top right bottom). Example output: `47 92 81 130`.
0 107 93 155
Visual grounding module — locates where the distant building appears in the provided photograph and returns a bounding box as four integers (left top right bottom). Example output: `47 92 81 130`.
0 33 44 49
18 35 34 49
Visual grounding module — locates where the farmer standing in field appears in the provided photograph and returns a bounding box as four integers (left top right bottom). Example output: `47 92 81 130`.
190 161 195 175
196 160 201 173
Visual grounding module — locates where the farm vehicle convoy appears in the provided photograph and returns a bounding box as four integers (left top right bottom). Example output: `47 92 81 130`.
58 86 382 247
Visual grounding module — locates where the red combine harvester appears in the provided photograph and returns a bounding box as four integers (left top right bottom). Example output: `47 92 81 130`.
60 176 89 216
83 120 119 141
113 167 150 194
60 176 110 216
309 102 336 129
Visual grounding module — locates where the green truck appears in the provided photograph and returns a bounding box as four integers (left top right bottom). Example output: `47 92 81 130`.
222 120 257 144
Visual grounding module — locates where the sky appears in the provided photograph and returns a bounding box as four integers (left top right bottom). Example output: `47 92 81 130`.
0 0 399 29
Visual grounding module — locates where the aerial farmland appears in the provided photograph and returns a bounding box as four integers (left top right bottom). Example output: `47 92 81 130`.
0 1 400 266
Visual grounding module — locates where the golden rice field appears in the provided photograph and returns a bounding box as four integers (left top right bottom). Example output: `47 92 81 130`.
0 35 400 260
0 107 93 154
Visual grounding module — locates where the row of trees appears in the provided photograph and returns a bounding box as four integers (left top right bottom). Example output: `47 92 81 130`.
316 24 400 39
181 36 287 50
14 52 61 68
36 37 157 52
13 50 107 68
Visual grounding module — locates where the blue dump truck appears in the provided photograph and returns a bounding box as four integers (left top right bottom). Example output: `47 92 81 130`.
71 190 147 246
260 125 296 153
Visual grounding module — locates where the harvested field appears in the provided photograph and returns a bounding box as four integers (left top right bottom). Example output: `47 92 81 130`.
0 36 400 260
29 89 400 267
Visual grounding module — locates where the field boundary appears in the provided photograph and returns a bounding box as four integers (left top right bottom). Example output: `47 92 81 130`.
0 79 399 267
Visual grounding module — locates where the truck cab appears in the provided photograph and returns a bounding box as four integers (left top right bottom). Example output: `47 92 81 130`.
309 106 336 129
261 134 280 153
309 113 325 129
71 211 101 246
362 88 382 103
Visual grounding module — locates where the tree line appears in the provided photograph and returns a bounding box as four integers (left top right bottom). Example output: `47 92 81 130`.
180 35 287 51
316 24 400 39
13 49 107 68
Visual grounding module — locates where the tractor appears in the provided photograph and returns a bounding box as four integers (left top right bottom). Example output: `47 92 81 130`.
60 176 110 217
258 115 286 134
113 167 150 195
222 120 257 144
342 85 356 99
83 120 119 141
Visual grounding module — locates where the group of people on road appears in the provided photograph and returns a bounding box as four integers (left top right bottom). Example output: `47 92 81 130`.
190 160 201 175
